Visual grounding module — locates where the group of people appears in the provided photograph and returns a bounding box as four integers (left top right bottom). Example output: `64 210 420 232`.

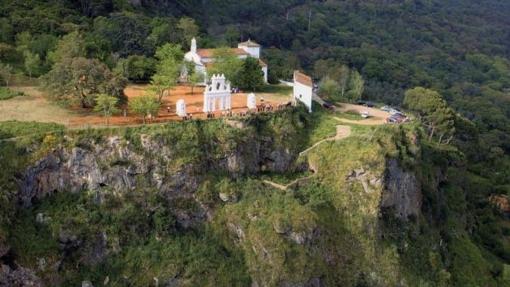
181 113 194 121
179 101 293 121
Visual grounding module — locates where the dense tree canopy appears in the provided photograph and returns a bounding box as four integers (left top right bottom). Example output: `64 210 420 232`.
1 1 510 284
404 87 456 144
149 43 183 102
208 47 243 86
43 57 126 107
238 57 264 91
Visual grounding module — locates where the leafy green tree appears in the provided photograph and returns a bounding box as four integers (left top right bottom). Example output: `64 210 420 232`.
313 60 350 98
23 51 40 78
48 31 86 64
93 94 119 125
404 87 456 144
129 95 160 124
92 13 151 57
239 57 264 91
15 31 32 54
0 18 13 43
265 48 300 83
43 57 126 108
177 17 199 48
346 70 364 102
338 65 350 99
186 62 204 95
115 55 156 82
149 43 183 102
0 63 13 87
318 77 340 101
208 47 243 86
224 26 240 46
0 43 20 64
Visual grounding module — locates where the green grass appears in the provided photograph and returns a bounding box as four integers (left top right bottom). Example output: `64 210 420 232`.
0 120 65 140
0 86 25 100
335 110 363 120
260 170 312 185
307 109 339 144
258 84 293 96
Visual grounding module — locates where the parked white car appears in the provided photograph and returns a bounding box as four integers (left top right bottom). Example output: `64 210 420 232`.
361 111 370 118
389 109 403 115
381 105 392 112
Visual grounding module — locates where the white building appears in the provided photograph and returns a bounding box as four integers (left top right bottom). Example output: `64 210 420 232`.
247 93 257 109
176 99 186 117
184 38 268 84
203 74 232 112
293 70 313 113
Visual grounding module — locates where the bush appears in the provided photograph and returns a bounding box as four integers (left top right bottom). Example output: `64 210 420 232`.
0 87 24 100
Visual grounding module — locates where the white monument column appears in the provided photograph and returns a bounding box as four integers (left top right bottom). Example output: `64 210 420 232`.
247 93 256 109
203 95 209 112
176 99 186 117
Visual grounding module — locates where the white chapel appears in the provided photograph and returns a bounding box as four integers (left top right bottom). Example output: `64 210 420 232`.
203 74 232 113
184 38 268 84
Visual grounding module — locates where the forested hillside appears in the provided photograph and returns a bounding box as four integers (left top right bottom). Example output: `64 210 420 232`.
1 0 510 286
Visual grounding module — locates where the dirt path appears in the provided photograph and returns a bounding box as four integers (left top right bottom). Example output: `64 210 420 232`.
263 175 316 191
299 125 351 156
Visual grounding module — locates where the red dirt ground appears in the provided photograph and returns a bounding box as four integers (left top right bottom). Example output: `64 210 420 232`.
68 84 291 127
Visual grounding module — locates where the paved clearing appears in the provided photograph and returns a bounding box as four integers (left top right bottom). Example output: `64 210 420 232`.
335 103 390 125
0 85 292 128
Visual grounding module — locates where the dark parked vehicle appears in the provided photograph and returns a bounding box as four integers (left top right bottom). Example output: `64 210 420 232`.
386 113 408 124
356 100 375 107
322 101 335 110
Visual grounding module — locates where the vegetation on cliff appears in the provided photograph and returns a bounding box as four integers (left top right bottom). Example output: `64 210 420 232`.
0 106 508 286
1 0 510 286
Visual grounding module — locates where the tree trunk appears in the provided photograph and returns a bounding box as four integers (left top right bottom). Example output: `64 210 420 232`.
428 125 435 141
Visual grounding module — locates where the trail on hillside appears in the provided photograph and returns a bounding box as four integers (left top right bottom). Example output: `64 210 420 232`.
299 125 351 156
263 124 351 191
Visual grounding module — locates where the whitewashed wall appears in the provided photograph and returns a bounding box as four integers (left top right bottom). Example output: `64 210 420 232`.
293 82 313 112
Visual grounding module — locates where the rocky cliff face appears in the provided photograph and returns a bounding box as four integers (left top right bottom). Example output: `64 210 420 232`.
17 132 297 209
381 159 422 219
5 115 438 286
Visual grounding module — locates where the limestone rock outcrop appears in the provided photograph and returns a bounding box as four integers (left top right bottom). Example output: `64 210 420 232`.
381 159 421 219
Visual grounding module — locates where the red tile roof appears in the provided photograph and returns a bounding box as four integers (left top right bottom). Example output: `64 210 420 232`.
197 48 249 58
294 71 313 87
238 39 261 47
205 59 267 69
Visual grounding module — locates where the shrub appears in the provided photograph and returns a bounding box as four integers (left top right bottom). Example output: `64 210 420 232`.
0 87 24 100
